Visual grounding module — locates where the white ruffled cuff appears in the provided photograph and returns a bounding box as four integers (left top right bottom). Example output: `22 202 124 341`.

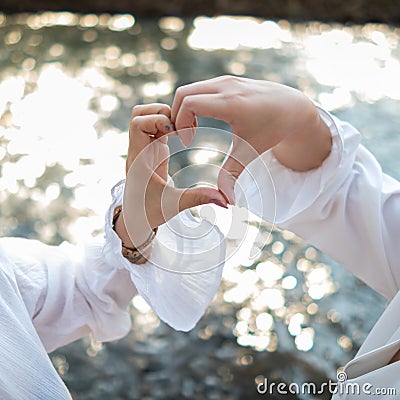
103 180 225 332
234 105 359 226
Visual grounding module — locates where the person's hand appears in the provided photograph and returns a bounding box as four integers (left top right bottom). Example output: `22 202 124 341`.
171 75 332 204
116 103 228 248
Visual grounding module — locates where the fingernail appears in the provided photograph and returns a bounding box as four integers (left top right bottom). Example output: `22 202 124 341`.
209 199 228 209
219 189 234 206
178 131 190 148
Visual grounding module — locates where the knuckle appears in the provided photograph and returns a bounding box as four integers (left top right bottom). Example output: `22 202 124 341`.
157 106 171 121
219 74 233 81
156 102 169 109
157 104 172 116
181 95 194 110
131 105 143 118
130 116 142 130
219 74 238 84
228 93 243 108
175 86 184 99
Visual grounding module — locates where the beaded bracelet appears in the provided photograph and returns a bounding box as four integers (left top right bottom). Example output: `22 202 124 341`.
112 206 158 265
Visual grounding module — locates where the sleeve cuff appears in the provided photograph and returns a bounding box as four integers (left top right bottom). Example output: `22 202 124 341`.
103 180 225 332
234 105 360 226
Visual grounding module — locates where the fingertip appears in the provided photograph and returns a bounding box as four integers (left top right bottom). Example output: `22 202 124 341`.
218 185 235 206
226 193 236 207
177 126 195 147
202 187 229 208
179 133 193 147
209 199 229 209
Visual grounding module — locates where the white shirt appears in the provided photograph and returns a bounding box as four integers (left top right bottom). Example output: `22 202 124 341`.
233 106 400 398
0 105 398 398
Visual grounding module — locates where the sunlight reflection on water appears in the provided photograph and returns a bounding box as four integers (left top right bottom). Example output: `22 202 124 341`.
0 12 398 397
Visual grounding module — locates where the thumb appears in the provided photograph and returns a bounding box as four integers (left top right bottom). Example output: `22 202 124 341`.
178 186 228 212
159 185 228 223
217 153 246 206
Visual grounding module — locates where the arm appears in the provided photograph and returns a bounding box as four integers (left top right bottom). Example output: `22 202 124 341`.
0 235 135 353
171 75 400 299
1 104 228 353
235 108 400 299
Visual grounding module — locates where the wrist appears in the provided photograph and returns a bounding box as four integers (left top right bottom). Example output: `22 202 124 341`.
272 102 332 172
113 206 156 264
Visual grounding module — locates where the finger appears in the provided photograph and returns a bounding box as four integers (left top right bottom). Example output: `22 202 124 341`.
153 139 170 181
174 93 231 147
129 114 173 153
171 75 234 122
159 185 229 222
218 134 262 205
174 93 233 132
179 186 229 211
217 153 246 206
127 114 173 175
131 103 171 119
176 123 196 148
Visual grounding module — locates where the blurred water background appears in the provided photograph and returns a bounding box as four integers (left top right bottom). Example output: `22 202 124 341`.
0 12 400 399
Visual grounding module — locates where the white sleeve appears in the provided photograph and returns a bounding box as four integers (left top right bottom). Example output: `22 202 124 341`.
0 234 136 353
104 180 225 332
235 105 400 300
0 183 225 353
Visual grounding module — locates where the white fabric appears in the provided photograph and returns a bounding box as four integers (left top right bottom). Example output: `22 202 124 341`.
234 105 400 398
0 183 224 399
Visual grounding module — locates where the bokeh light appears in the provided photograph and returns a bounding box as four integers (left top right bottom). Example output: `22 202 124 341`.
0 12 396 398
